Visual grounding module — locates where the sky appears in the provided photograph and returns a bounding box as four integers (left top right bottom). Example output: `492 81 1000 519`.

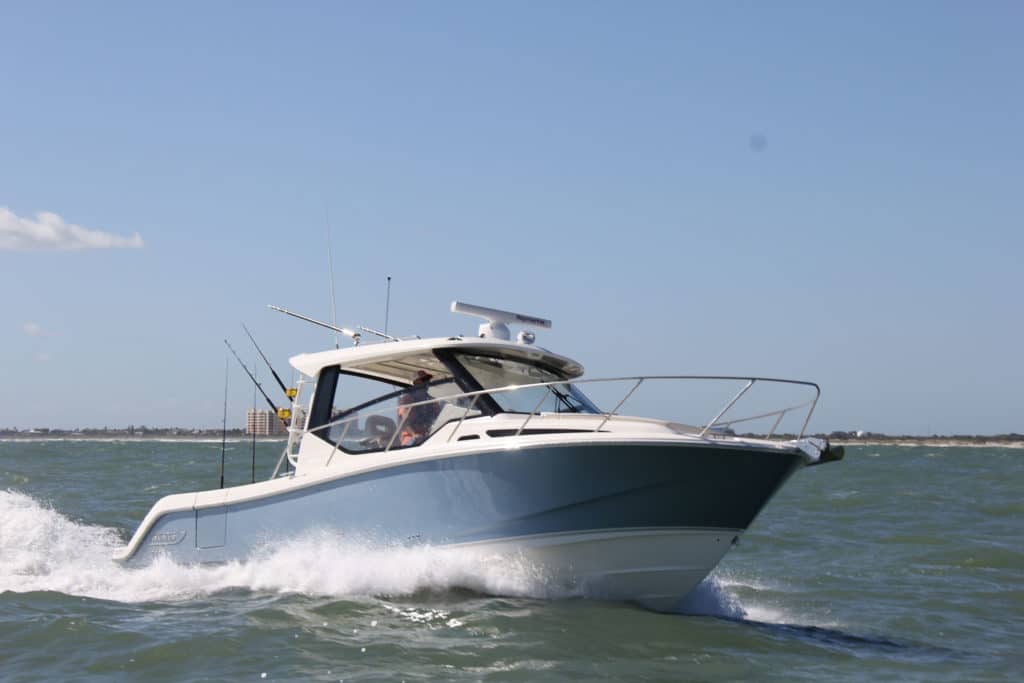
2 1 1021 435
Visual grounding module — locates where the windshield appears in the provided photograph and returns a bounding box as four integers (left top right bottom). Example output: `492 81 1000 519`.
453 353 600 415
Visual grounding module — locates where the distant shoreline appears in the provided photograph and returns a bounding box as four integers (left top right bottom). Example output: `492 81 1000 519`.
0 430 286 443
0 436 287 444
832 438 1024 449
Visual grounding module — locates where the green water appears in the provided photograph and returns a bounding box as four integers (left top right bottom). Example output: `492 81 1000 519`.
1 441 1021 681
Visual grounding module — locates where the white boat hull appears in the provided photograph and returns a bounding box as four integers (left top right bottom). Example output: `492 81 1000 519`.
456 527 740 612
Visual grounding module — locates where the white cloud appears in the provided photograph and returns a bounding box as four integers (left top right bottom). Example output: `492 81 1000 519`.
22 321 45 337
0 207 144 251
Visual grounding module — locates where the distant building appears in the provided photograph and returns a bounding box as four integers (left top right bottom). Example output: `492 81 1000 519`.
246 409 287 436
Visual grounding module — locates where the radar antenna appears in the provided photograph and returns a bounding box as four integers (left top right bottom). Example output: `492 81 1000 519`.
450 301 551 343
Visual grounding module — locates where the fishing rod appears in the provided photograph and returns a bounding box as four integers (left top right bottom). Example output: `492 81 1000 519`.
219 355 229 489
250 361 257 484
268 304 361 345
242 323 289 398
224 339 289 426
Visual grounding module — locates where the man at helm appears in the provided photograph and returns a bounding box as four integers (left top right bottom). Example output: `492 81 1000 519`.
397 370 441 446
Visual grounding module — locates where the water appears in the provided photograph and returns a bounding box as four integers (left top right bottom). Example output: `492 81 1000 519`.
2 440 1021 681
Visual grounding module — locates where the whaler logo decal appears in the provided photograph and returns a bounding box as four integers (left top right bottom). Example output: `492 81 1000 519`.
150 531 187 546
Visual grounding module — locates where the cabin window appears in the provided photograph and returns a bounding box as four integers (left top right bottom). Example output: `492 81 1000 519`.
451 353 600 415
307 365 480 453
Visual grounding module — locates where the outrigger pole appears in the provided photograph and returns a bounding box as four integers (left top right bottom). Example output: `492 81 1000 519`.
267 304 361 345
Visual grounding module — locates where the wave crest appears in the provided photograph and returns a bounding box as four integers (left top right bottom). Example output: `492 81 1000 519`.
0 491 568 603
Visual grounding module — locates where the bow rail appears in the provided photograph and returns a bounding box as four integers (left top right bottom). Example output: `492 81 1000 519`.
271 375 820 477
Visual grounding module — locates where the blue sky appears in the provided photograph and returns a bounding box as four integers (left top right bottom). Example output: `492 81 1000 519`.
2 1 1021 434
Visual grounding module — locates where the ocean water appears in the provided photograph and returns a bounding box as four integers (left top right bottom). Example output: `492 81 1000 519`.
1 440 1021 681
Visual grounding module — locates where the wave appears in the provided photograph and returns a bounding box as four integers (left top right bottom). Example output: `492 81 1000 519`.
3 489 827 630
675 576 747 619
673 572 920 657
0 490 569 604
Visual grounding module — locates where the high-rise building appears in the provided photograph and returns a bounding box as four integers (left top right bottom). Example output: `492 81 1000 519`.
246 409 287 436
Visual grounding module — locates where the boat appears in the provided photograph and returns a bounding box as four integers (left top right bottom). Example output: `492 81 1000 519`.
115 301 842 611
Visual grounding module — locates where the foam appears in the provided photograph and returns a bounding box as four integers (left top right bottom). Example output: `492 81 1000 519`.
675 576 748 619
0 490 566 604
4 490 824 625
688 570 844 630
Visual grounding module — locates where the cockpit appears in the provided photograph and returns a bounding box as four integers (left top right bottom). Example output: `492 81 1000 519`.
305 347 600 453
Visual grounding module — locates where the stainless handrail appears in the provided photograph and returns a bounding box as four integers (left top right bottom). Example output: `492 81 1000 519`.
325 421 352 467
446 394 481 443
699 379 755 438
272 375 312 478
298 374 822 464
514 385 556 437
714 398 816 429
594 377 644 432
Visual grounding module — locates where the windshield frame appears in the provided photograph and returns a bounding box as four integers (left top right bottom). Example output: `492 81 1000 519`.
440 349 600 416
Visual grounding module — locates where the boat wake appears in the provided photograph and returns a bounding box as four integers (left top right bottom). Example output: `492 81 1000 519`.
674 575 748 619
0 490 810 623
3 487 878 650
677 572 843 630
674 571 953 660
0 491 575 604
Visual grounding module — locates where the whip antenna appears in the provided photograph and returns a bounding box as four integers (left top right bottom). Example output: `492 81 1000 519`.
384 275 392 336
325 203 340 349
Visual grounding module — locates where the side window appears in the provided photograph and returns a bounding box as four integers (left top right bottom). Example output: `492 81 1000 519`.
309 367 486 453
308 369 402 452
330 374 404 452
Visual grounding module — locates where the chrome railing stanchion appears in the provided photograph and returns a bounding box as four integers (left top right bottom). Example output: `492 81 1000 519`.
386 412 411 452
271 450 288 478
595 378 644 432
515 386 555 437
700 379 756 438
325 420 352 467
447 394 481 443
798 388 820 439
